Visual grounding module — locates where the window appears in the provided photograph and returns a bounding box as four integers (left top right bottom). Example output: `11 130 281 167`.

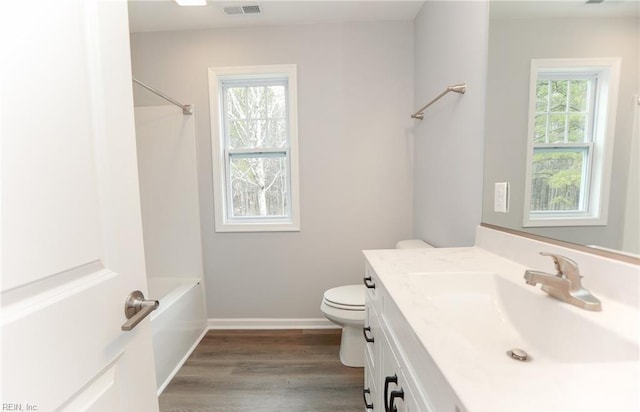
523 58 620 227
208 65 300 232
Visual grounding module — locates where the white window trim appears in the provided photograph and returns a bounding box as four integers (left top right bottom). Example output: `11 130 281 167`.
523 58 620 228
208 65 300 232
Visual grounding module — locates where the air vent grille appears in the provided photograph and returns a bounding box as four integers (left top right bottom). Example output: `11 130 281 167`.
242 5 261 14
223 4 261 15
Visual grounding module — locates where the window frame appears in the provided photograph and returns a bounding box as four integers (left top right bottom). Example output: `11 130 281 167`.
208 65 300 232
523 58 620 227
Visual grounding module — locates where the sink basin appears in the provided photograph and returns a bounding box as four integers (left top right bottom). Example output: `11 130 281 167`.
406 272 639 364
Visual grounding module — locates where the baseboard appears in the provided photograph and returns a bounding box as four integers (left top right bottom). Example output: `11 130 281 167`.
207 318 339 330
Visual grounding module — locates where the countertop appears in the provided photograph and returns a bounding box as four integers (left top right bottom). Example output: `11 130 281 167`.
363 246 640 412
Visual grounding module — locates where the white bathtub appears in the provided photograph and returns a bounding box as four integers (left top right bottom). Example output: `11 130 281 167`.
147 277 207 394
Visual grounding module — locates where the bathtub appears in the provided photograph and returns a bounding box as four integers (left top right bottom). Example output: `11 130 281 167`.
147 277 207 394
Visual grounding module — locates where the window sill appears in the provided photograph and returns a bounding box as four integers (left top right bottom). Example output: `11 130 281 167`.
523 215 607 228
214 220 300 233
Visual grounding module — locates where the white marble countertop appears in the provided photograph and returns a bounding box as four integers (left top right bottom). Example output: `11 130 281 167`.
363 245 640 412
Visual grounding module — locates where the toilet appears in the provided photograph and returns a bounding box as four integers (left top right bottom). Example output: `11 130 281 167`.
321 284 365 367
321 239 433 367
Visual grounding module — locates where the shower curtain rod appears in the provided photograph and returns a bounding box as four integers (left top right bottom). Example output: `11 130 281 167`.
132 78 193 115
411 83 466 120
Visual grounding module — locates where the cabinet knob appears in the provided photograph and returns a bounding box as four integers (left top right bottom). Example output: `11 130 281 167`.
389 389 405 412
363 276 376 289
363 326 375 343
384 374 398 412
363 387 374 410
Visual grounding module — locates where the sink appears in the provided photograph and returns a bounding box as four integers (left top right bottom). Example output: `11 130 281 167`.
405 272 639 364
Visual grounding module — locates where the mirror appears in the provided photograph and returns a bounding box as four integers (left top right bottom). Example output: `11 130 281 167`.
482 1 639 255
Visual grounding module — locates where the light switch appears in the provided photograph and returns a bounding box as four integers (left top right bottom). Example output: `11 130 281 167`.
494 182 509 213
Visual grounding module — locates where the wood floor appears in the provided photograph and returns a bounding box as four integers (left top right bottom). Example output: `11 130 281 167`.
159 329 364 412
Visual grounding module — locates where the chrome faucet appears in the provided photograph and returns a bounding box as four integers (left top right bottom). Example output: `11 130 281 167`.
524 252 602 311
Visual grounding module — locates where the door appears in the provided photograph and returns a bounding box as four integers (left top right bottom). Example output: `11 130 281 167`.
1 1 159 411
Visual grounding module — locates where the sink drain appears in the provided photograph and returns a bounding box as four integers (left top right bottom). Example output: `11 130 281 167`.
507 348 530 362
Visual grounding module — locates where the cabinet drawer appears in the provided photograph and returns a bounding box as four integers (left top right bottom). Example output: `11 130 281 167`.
364 304 382 373
380 332 431 412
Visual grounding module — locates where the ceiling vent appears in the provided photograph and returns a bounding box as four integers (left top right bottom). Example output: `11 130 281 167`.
223 5 261 15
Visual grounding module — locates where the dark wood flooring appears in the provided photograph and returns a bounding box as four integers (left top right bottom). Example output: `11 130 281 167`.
159 329 364 412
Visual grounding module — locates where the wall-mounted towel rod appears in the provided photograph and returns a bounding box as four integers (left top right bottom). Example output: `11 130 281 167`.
411 83 466 120
132 78 193 115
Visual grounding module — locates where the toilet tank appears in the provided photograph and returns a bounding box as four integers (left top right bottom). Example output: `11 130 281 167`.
395 239 433 249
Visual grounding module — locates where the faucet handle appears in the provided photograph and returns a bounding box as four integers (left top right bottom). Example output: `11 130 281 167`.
540 252 582 283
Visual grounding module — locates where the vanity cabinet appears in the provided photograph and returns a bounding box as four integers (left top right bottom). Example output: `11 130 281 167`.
363 263 382 411
363 262 465 412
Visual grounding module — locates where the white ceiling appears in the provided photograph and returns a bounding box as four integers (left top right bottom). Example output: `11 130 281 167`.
127 0 426 33
490 0 639 19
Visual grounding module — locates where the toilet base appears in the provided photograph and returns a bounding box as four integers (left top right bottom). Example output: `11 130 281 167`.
339 325 364 367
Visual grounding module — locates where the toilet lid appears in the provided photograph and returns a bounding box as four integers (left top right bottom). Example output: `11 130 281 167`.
323 285 365 309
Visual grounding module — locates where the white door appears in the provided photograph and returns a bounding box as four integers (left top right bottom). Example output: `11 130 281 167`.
1 1 159 411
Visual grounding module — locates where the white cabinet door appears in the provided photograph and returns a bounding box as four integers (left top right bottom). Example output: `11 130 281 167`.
380 343 418 412
380 333 402 412
1 1 159 411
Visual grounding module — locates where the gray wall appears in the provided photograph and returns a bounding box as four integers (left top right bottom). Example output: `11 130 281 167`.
482 16 639 251
130 22 414 319
412 2 489 247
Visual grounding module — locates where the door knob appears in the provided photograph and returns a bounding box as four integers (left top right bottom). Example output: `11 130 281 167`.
121 290 159 331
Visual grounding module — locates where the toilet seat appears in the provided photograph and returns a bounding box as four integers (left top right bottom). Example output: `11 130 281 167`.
322 285 365 311
323 300 365 311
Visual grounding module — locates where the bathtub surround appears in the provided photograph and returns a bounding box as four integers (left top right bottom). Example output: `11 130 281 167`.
134 106 205 278
134 106 207 393
412 1 489 247
130 21 414 322
147 277 206 394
